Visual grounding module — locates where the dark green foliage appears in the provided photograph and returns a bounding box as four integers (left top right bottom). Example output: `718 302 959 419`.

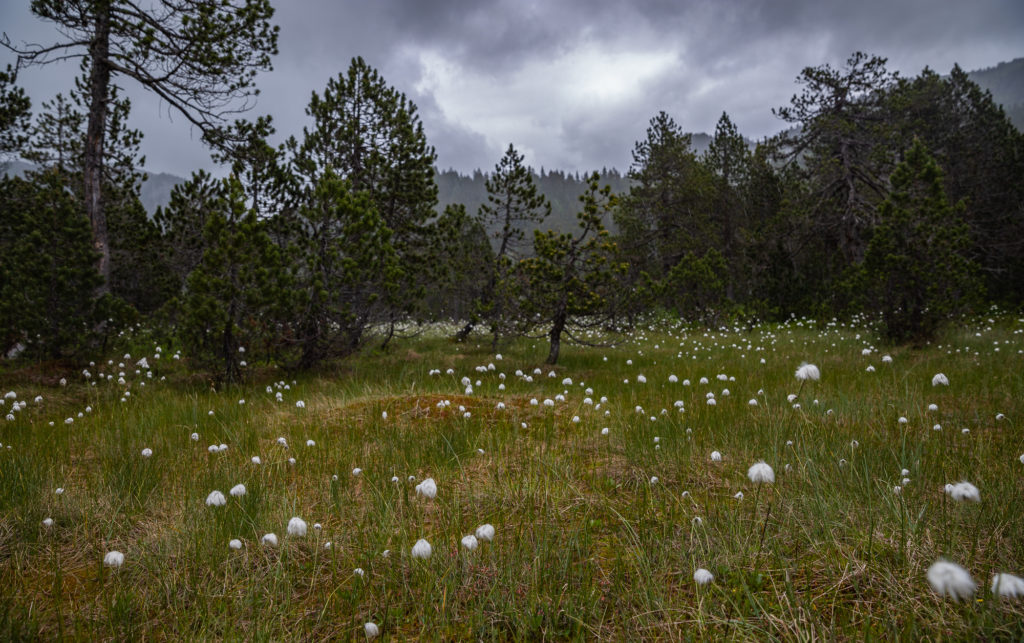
0 65 30 163
0 172 100 358
155 170 220 295
179 177 291 383
884 66 1024 302
458 144 551 346
289 57 438 330
863 140 978 343
289 171 399 367
659 249 729 325
10 0 279 290
773 52 898 264
428 203 494 322
520 173 627 364
703 112 751 300
615 112 714 284
106 191 177 314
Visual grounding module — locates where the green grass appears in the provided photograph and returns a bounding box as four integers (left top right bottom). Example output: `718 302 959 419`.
1 315 1023 640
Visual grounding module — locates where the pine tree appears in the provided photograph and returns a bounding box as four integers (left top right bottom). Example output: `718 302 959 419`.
0 172 100 358
288 57 438 339
520 173 626 364
703 112 751 300
4 0 279 291
180 177 291 383
0 65 30 164
863 139 978 343
290 170 399 367
455 144 551 347
773 52 897 265
615 112 714 296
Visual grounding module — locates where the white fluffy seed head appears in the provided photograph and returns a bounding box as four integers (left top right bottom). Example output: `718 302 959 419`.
411 539 432 559
795 363 820 381
990 573 1024 599
230 484 246 497
103 551 124 568
946 481 980 503
229 539 242 550
205 490 226 507
475 523 495 542
415 477 437 499
931 373 949 387
927 559 976 601
287 516 307 537
461 534 478 551
261 533 278 547
747 461 775 484
364 622 380 639
694 568 714 585
710 451 722 462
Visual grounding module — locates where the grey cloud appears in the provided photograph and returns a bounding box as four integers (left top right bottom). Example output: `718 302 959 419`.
2 0 1022 176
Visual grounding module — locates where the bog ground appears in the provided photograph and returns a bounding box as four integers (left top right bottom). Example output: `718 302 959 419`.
1 316 1023 640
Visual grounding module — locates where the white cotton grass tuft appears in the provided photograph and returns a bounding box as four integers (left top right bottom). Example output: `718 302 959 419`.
230 484 246 497
990 573 1024 599
42 517 54 528
229 539 242 550
205 490 226 507
364 622 380 639
795 363 820 381
261 533 278 547
927 559 976 601
287 516 307 537
415 478 437 499
747 461 775 484
475 524 495 542
710 451 722 462
932 373 949 387
461 534 479 551
411 538 432 559
140 447 153 458
945 481 980 502
103 551 125 568
693 568 714 586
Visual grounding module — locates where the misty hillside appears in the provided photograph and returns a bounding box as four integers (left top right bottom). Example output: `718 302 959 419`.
967 57 1024 129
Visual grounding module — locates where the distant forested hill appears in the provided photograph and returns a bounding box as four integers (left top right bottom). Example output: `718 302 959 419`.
968 57 1024 129
436 167 631 241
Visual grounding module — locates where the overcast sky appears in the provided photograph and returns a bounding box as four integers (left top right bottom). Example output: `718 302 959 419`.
2 0 1022 177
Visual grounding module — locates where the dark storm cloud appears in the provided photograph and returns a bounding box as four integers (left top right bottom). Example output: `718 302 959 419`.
2 0 1022 176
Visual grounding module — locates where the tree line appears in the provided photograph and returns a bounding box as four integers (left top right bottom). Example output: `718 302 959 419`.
1 3 1022 379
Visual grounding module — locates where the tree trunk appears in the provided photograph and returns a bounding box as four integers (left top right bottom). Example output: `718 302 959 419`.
85 7 112 294
454 320 474 342
546 309 566 365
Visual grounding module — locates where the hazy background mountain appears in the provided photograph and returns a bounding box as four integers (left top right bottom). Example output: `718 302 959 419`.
967 57 1024 129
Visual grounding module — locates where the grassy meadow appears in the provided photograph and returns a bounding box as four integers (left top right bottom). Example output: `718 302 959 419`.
1 315 1023 640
